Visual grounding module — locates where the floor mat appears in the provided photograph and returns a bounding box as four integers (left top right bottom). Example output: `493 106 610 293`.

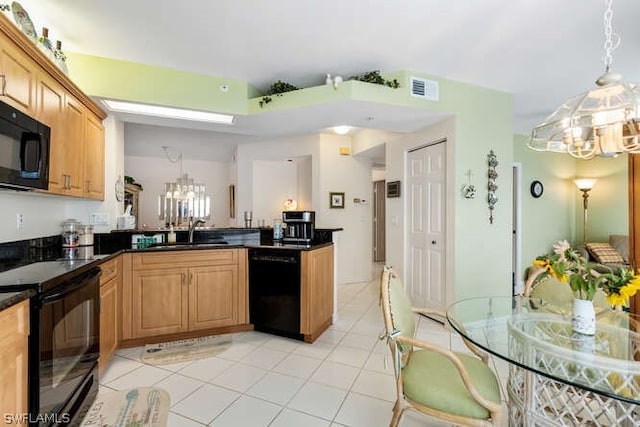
141 334 232 365
80 387 170 427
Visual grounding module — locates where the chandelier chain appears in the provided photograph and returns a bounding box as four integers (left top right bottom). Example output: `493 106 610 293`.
603 0 620 71
162 145 184 177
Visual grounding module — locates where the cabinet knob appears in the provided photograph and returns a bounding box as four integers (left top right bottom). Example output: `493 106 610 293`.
431 240 437 245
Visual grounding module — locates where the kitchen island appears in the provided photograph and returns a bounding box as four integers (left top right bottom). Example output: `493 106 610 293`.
0 229 339 378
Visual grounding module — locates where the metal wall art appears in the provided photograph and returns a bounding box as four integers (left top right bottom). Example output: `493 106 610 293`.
487 150 498 224
461 169 476 199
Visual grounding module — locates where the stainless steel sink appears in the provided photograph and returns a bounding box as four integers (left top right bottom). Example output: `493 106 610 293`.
148 242 229 250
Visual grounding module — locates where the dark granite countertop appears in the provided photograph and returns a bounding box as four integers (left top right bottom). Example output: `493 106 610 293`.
0 254 115 312
0 226 340 313
0 289 35 311
130 242 333 253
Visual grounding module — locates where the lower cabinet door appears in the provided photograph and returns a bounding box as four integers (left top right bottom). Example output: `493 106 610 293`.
0 300 29 419
189 265 238 330
132 268 189 338
99 277 118 373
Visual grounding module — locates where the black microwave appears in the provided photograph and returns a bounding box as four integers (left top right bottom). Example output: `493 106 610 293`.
0 99 50 190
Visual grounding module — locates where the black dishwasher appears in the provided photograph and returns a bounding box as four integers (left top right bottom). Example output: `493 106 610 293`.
249 248 303 340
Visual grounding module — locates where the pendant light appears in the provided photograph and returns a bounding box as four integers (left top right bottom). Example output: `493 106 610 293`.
529 0 640 159
157 146 211 227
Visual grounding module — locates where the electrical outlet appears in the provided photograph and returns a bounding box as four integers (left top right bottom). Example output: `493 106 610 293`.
90 212 109 225
16 212 23 230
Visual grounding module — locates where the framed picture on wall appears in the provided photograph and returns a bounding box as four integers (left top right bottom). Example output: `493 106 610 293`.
229 185 235 218
387 180 401 198
330 192 345 209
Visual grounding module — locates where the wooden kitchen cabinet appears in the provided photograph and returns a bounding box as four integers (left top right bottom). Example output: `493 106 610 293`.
83 110 105 200
125 249 247 341
99 256 120 373
189 264 241 330
36 73 66 192
300 245 334 342
0 13 107 200
61 95 86 197
0 39 35 114
131 268 189 338
46 96 105 199
0 300 29 419
36 75 105 199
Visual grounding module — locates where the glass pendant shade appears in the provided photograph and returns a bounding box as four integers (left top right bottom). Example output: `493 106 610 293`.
529 78 640 159
529 0 640 160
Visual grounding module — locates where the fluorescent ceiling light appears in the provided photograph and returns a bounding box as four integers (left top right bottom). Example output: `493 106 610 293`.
333 125 350 135
102 99 235 124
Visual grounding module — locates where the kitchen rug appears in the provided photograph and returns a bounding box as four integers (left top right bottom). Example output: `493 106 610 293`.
80 387 170 427
141 334 232 365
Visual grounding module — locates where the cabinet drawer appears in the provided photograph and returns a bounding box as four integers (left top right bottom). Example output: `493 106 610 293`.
0 300 29 343
99 257 119 285
132 249 238 270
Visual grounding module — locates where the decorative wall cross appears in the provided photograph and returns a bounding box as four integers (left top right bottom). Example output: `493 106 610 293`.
487 150 498 224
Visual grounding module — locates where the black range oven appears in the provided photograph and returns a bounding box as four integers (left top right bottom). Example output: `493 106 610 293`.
0 261 100 426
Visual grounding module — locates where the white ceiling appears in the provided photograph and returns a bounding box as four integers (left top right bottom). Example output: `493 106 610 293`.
16 0 640 159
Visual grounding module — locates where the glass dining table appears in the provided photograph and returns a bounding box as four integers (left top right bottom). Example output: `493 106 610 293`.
446 296 640 426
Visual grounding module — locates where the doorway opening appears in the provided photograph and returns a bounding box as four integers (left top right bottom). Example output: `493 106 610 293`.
373 180 386 262
512 163 522 295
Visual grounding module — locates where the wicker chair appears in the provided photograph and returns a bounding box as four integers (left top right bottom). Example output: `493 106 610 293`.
379 266 502 426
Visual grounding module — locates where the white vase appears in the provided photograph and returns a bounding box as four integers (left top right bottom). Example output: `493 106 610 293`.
572 298 596 335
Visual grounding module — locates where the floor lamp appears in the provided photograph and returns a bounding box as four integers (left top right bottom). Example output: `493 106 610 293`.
574 178 597 245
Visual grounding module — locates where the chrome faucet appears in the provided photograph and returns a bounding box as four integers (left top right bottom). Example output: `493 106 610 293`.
188 217 205 243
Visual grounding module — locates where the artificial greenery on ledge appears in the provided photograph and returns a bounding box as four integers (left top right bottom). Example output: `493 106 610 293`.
350 70 400 88
259 80 300 107
257 70 400 108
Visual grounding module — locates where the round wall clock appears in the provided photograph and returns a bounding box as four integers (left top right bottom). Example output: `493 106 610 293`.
115 177 124 202
530 180 544 198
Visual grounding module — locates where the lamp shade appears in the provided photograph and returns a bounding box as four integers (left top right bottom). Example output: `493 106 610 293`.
574 178 598 191
529 79 640 159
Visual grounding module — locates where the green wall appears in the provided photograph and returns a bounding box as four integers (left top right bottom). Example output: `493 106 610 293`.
383 72 514 301
514 134 576 274
66 53 252 113
574 155 628 243
514 134 629 273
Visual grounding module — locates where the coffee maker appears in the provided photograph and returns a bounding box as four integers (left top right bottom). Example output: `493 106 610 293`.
282 211 315 245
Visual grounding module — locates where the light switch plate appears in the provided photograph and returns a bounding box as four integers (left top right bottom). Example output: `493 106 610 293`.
90 212 109 225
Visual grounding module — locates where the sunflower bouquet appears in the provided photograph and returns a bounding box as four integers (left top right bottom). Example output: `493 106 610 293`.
531 240 640 306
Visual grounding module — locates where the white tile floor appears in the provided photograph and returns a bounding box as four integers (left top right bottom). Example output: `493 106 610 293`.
97 266 509 426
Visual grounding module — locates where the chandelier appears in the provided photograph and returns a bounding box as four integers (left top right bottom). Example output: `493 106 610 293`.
158 146 210 227
528 0 640 159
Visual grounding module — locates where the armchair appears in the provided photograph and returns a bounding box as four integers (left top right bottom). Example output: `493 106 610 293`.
379 266 502 426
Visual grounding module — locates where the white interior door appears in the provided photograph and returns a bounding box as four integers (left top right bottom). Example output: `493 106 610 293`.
407 142 446 310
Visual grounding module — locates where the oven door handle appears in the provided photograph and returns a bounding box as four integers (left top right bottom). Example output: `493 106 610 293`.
41 269 101 304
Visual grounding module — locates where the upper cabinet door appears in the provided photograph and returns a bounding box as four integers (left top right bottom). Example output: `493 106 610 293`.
36 73 65 193
64 95 85 197
84 111 105 200
0 41 34 114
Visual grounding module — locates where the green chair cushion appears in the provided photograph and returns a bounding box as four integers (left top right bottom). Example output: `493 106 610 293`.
402 349 501 420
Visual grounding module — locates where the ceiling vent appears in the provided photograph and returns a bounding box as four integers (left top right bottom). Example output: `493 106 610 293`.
410 77 439 101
